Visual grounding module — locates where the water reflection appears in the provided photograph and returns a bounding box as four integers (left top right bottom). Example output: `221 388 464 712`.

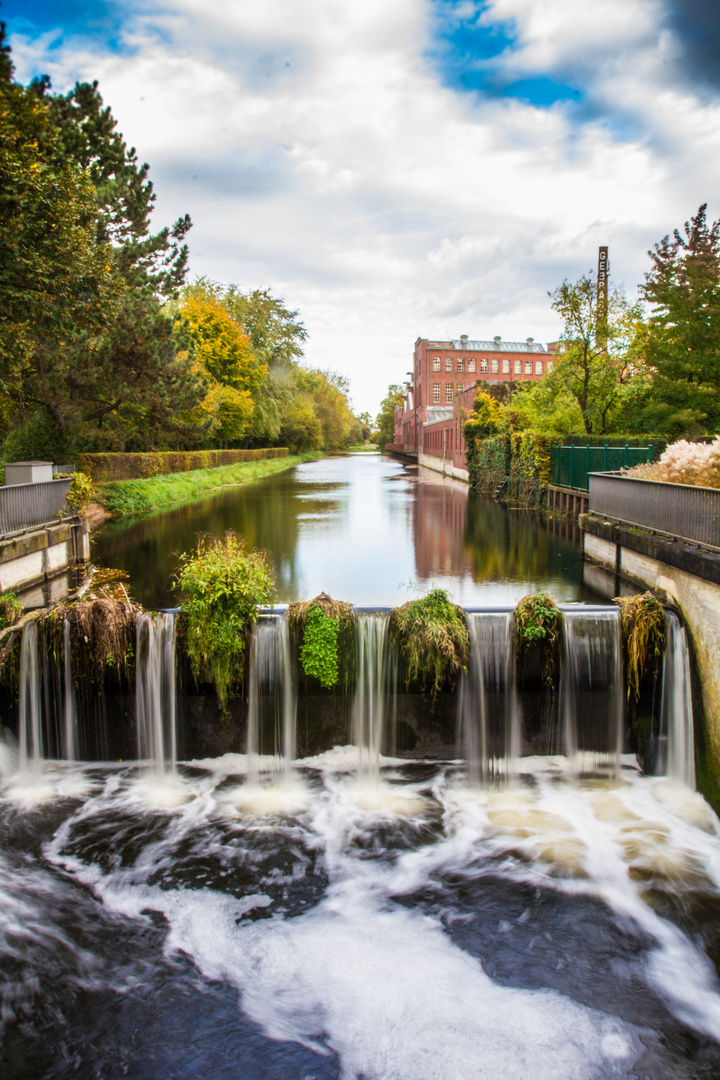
93 453 600 608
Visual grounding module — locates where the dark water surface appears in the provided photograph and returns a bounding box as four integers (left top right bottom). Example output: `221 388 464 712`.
93 452 596 608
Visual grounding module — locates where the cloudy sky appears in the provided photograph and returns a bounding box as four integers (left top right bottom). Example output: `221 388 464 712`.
3 0 720 415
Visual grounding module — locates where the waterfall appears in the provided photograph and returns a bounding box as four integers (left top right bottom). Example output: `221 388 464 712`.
135 612 177 777
561 609 623 777
352 613 395 779
246 614 297 783
18 621 42 773
460 612 520 787
62 617 77 761
659 612 696 787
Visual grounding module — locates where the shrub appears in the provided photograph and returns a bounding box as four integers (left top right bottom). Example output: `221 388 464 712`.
514 591 563 686
390 587 469 699
614 592 666 701
174 531 276 712
65 471 94 514
288 593 355 689
0 592 22 630
624 435 720 489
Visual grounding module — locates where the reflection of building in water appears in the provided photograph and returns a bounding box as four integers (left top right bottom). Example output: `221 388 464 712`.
412 473 474 580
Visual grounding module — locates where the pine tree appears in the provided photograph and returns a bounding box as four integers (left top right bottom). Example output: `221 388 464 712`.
643 204 720 437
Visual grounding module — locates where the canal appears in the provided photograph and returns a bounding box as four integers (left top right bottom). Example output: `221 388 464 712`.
92 452 595 608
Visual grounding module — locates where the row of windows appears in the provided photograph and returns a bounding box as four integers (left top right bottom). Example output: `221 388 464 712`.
430 361 553 401
432 382 464 403
432 355 552 376
433 356 475 373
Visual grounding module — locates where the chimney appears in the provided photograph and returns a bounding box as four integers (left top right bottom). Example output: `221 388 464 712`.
493 335 501 345
526 337 534 345
460 334 468 347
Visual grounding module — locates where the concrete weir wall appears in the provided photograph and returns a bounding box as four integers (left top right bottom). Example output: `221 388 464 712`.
0 520 90 607
580 512 720 801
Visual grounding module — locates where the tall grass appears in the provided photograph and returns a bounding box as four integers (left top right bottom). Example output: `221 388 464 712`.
97 453 323 517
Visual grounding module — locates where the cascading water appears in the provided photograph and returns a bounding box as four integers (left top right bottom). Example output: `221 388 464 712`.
18 621 42 773
351 612 395 779
135 611 177 778
246 614 297 783
659 612 696 787
62 617 77 761
459 612 520 787
561 608 623 777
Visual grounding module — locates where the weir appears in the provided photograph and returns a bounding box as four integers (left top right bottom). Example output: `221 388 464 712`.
1 604 700 792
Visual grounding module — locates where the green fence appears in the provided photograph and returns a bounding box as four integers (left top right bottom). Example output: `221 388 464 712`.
550 444 653 492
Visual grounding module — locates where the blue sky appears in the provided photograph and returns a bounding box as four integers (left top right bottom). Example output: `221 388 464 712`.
4 0 720 414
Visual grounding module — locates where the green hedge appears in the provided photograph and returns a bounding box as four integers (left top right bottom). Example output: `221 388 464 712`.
77 447 288 482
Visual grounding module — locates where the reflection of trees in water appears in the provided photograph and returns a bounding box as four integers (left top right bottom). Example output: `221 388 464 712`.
93 473 345 608
410 474 583 586
463 494 583 583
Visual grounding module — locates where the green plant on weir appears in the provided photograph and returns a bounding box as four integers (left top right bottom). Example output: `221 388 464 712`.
174 531 276 713
390 587 469 699
614 592 666 701
0 591 22 631
288 593 355 689
514 591 563 687
299 604 340 687
65 471 94 514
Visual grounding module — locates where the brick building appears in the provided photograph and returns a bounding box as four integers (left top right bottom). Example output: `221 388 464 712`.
392 335 555 480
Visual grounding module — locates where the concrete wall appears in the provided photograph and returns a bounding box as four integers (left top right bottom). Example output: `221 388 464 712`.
0 519 90 608
418 451 469 483
580 513 720 804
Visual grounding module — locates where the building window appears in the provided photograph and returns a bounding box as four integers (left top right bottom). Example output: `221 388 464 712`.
456 358 464 373
432 382 441 403
457 382 463 393
491 358 499 374
502 358 510 374
546 360 553 372
525 359 532 374
445 357 453 372
445 382 454 403
480 358 488 373
468 358 476 372
432 356 441 371
514 359 521 374
535 359 543 374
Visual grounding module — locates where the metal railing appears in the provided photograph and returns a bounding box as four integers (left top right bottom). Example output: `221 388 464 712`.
0 478 72 537
588 472 720 550
550 445 653 492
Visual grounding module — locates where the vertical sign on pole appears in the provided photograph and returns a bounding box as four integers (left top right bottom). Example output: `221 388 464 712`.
597 246 609 353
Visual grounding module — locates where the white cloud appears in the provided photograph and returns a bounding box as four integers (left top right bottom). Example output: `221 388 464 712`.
8 0 720 414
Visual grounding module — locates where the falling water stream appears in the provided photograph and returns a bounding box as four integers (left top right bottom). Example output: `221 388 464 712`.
246 613 297 783
135 611 177 779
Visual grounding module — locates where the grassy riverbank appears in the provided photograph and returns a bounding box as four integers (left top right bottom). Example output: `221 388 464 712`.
97 452 323 517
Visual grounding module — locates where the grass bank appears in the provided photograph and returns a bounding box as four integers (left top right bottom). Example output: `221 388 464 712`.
97 452 323 517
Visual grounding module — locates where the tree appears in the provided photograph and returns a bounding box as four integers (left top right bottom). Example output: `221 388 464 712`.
177 288 267 445
375 385 404 448
0 35 204 455
642 204 720 437
548 273 645 435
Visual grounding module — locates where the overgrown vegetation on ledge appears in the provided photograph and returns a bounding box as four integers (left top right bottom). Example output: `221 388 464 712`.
614 592 666 701
288 593 355 689
175 531 276 713
97 453 322 517
514 591 563 687
390 587 469 699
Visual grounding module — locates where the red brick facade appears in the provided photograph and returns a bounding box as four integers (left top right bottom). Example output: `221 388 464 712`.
393 335 554 478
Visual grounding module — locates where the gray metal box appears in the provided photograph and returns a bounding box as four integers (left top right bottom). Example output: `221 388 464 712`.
4 461 54 486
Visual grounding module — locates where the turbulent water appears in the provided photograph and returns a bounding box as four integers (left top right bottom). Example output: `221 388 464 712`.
2 754 720 1079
